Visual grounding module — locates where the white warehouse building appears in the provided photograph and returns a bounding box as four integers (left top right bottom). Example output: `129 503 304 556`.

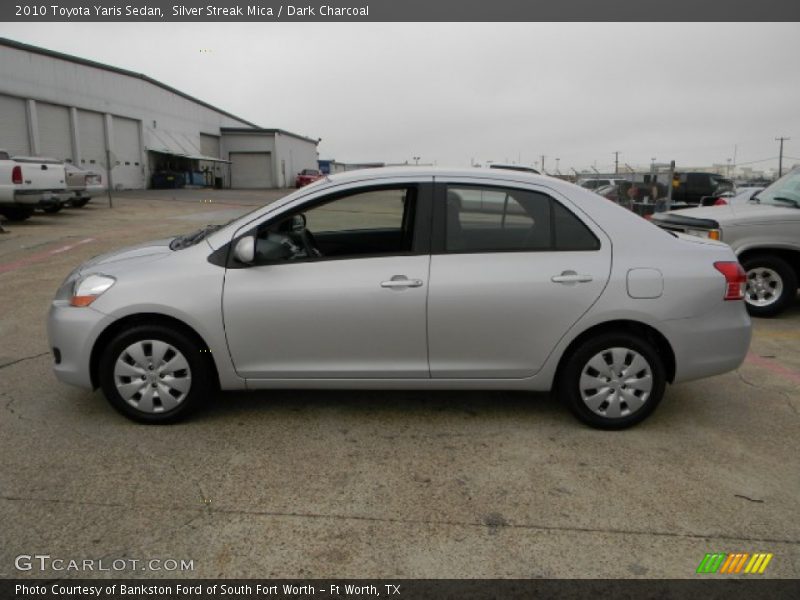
0 38 319 189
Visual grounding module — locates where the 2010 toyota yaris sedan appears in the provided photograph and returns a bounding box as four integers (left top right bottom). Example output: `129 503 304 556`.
47 167 752 429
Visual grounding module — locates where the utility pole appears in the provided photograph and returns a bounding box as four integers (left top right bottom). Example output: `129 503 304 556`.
776 137 789 177
540 155 546 174
614 151 620 175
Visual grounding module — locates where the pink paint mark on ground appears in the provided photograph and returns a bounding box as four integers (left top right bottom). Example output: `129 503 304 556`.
745 352 800 386
0 238 95 275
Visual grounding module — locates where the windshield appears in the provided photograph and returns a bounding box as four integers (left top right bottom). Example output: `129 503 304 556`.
754 169 800 208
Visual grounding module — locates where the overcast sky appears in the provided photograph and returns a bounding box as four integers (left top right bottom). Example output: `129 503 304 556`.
1 22 799 174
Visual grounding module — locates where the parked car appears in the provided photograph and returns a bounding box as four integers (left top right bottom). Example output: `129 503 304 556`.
671 172 734 206
64 163 104 207
578 178 627 190
652 169 800 317
705 186 765 207
48 167 751 429
295 168 323 188
0 151 68 220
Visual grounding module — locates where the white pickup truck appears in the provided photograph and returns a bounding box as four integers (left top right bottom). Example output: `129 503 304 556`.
0 150 69 221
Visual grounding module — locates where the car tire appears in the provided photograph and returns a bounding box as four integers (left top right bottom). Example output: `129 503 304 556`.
71 197 90 208
98 324 213 424
741 254 797 318
0 207 34 221
558 332 666 430
42 204 63 214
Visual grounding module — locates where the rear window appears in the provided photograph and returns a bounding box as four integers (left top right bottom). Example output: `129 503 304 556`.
445 185 600 253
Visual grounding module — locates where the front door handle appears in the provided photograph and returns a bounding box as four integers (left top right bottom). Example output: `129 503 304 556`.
551 270 593 284
381 275 423 289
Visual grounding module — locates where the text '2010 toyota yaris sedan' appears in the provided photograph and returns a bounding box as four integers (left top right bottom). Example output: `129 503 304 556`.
47 168 751 429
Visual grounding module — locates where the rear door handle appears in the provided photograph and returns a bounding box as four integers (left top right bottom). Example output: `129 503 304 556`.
381 275 423 289
551 271 593 284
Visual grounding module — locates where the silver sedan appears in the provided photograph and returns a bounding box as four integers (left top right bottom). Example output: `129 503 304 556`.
47 168 751 429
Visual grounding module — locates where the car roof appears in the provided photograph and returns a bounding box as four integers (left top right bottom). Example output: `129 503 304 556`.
321 166 551 185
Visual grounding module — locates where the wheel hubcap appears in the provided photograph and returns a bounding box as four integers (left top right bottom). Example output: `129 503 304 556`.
113 340 191 414
580 347 653 419
745 267 783 307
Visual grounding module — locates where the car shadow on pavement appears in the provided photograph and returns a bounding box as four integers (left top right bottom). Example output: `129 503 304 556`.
197 389 567 425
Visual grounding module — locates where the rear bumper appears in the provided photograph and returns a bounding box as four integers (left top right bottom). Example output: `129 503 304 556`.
663 302 752 383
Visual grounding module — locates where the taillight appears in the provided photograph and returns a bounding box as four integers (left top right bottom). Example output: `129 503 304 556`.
12 165 22 184
714 261 746 300
713 198 728 206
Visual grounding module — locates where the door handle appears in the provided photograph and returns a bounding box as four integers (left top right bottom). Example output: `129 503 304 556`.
381 276 423 289
551 271 593 284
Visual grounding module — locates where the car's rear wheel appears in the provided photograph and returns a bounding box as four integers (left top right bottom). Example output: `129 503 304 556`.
741 255 797 318
42 204 63 214
71 197 90 208
98 325 212 423
558 332 666 429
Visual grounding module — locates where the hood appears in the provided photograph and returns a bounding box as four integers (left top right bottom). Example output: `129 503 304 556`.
654 203 800 226
75 238 173 275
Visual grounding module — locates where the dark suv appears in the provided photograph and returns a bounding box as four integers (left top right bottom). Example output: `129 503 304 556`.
671 172 734 206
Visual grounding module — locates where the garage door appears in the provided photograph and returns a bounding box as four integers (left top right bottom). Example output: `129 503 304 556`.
77 109 105 169
0 94 30 156
230 152 273 188
112 116 143 189
200 134 220 158
37 102 72 162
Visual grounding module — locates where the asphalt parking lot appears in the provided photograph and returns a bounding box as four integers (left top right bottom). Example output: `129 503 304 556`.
1 189 798 579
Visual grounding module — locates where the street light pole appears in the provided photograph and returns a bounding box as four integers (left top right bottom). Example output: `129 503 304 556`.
776 137 789 177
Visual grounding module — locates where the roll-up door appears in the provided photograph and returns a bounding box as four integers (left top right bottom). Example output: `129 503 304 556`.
230 152 273 188
77 109 105 169
200 134 220 158
37 102 72 162
112 116 143 189
0 94 30 156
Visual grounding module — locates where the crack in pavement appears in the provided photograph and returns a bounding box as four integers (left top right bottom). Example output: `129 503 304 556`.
0 352 49 370
1 493 798 546
738 370 799 416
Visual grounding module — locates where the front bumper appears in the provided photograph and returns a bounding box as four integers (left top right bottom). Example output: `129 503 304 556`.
663 301 752 383
47 301 114 389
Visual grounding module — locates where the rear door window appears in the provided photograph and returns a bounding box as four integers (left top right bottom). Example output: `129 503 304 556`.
444 185 598 253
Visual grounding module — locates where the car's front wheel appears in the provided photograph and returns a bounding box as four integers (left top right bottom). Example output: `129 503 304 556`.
98 325 212 423
0 207 34 221
558 332 666 429
741 254 797 318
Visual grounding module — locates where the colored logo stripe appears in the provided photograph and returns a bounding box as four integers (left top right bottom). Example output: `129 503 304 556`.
745 553 773 574
697 553 773 574
697 553 726 573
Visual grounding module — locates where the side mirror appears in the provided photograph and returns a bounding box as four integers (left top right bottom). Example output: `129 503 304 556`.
233 236 255 264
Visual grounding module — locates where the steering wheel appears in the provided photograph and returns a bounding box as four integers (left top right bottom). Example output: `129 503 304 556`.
299 228 323 258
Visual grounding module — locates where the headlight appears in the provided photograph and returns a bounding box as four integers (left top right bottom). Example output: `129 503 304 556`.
70 274 116 307
685 228 721 241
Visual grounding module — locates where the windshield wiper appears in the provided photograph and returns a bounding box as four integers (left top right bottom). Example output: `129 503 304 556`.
770 196 800 208
170 224 222 250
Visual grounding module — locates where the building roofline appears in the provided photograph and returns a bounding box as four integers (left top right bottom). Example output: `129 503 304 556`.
0 36 261 129
220 127 320 145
